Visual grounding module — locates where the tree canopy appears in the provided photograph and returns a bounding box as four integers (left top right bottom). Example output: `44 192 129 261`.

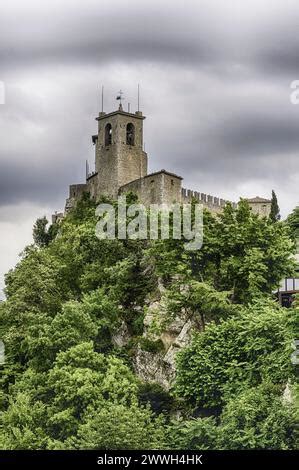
0 195 297 450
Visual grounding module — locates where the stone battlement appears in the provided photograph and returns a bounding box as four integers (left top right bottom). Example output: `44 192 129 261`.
181 187 237 213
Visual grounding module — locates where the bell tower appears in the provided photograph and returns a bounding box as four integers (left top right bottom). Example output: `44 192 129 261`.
93 103 148 198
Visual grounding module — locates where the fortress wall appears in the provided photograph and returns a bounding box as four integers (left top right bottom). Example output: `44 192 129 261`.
69 183 88 199
87 173 99 200
65 183 88 213
181 187 236 213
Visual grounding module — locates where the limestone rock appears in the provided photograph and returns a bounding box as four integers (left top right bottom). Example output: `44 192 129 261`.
133 299 195 390
111 321 130 347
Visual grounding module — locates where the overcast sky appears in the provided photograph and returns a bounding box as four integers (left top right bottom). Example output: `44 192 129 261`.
0 0 299 297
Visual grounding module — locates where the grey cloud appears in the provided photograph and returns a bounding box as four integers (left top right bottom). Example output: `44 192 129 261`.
0 0 298 214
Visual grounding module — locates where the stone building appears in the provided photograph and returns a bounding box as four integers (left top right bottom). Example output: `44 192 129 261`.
64 100 271 217
244 196 272 218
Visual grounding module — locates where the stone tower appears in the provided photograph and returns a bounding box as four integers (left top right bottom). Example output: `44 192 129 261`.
93 105 148 198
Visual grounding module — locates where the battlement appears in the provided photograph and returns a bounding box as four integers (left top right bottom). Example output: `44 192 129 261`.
181 187 237 213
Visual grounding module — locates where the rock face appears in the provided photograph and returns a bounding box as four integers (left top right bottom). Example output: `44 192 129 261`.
110 288 197 390
282 381 294 405
134 348 172 390
111 321 130 347
133 300 195 390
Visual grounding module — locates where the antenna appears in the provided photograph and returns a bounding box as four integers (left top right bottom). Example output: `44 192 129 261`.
137 84 140 111
101 85 104 112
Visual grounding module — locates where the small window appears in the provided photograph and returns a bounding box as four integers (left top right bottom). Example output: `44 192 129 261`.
171 179 174 186
105 123 112 146
126 123 135 146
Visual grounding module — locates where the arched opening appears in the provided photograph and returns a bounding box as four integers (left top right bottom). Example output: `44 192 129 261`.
126 123 135 146
105 123 112 146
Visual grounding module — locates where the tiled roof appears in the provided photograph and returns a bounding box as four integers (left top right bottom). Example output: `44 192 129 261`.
245 196 271 203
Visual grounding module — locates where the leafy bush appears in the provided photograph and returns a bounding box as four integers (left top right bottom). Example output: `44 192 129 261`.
175 300 294 408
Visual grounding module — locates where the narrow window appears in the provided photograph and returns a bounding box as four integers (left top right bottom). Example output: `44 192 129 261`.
126 123 135 146
105 123 112 146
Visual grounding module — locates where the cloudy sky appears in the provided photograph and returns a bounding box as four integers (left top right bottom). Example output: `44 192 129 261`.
0 0 299 297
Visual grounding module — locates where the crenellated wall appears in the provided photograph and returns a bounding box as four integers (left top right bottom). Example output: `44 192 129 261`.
181 187 236 213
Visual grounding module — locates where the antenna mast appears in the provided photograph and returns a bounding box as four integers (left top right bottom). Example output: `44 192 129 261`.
137 84 140 111
101 85 104 112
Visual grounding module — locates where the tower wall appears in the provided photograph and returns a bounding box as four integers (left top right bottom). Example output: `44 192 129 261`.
95 110 148 198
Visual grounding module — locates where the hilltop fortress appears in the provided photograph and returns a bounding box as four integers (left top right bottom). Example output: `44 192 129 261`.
59 100 271 220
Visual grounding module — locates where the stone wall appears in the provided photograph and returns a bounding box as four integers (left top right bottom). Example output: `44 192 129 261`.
248 201 271 217
181 187 236 213
86 172 98 200
69 183 88 199
119 170 182 206
65 183 88 212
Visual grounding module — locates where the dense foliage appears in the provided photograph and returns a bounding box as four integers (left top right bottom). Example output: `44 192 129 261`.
286 206 299 241
0 195 297 449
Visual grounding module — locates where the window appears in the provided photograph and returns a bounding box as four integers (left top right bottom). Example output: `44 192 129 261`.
126 123 135 146
105 123 112 146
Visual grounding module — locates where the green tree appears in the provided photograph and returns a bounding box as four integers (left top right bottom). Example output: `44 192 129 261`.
270 190 281 222
33 217 58 247
218 382 297 449
175 300 294 408
162 281 233 332
167 417 219 450
66 404 166 450
0 342 164 449
151 200 295 304
286 206 299 241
